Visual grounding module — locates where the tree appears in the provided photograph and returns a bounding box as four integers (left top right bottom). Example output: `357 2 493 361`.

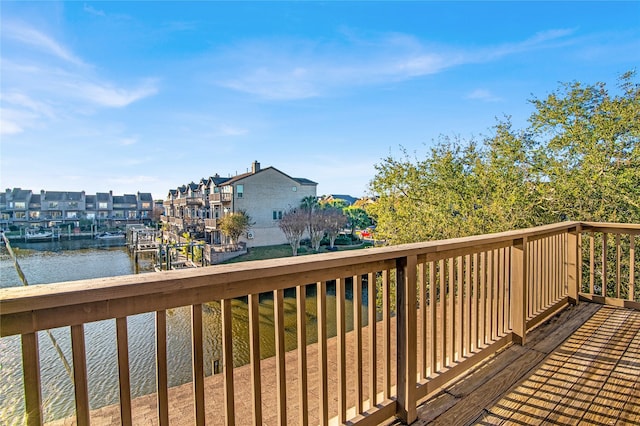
368 71 639 245
219 210 253 249
278 209 307 256
529 71 640 222
344 206 372 237
300 195 321 250
323 207 348 249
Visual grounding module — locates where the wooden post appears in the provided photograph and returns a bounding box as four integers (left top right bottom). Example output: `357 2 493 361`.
511 237 528 345
22 332 42 426
567 226 580 305
396 255 417 424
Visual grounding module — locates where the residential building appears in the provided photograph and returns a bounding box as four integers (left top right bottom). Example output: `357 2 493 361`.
0 188 154 229
162 161 317 247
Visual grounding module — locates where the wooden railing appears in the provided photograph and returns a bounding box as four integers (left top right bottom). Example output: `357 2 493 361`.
1 222 638 425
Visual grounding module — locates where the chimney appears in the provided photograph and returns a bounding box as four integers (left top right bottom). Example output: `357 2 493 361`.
252 161 261 174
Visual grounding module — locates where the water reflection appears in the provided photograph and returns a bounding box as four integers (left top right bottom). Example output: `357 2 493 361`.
0 242 366 423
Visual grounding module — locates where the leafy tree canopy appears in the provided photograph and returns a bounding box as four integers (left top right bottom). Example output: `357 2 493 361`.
368 71 639 245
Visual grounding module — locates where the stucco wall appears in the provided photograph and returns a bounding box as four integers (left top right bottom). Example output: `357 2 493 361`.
232 168 316 247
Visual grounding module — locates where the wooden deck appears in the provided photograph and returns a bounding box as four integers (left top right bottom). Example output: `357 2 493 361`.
405 303 640 425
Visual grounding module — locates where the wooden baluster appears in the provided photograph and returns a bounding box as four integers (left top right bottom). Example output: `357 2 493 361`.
274 289 287 426
22 332 42 426
616 233 621 298
465 254 472 356
71 324 90 426
116 317 132 426
429 261 437 374
382 270 391 398
471 254 478 354
354 275 363 414
590 232 595 295
419 263 427 379
448 258 455 363
296 285 308 426
336 278 347 423
457 256 463 361
192 304 205 426
249 293 263 425
317 281 329 426
478 252 486 347
156 310 169 425
497 249 504 337
603 233 608 297
440 259 447 365
222 299 235 424
630 236 636 302
368 272 377 407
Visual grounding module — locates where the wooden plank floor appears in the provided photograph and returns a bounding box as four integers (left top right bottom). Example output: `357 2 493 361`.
409 303 640 426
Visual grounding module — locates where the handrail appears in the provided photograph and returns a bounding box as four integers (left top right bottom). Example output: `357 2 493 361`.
0 221 581 322
1 221 637 426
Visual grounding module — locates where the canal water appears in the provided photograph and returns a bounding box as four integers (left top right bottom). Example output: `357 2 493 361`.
0 241 365 424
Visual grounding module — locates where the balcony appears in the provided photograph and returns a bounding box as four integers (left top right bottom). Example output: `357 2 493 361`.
1 222 638 425
209 193 232 204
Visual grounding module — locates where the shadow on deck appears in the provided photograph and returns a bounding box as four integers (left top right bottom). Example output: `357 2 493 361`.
404 303 640 425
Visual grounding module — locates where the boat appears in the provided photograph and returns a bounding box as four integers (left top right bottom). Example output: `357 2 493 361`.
25 230 53 240
95 232 125 240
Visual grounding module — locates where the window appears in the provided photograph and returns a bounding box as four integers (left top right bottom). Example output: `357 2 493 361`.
273 210 283 220
68 202 78 208
237 184 244 198
49 202 58 208
29 211 40 219
142 202 151 209
292 186 297 192
15 202 26 209
15 212 26 219
98 202 108 209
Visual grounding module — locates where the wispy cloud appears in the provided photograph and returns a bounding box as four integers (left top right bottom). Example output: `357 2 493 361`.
3 21 86 67
83 4 106 17
466 89 503 102
1 21 158 134
118 137 138 146
212 28 576 100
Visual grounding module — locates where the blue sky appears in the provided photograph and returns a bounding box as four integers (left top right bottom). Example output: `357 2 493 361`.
1 1 639 200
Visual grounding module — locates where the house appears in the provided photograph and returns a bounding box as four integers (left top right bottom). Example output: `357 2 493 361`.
163 161 317 247
0 188 154 229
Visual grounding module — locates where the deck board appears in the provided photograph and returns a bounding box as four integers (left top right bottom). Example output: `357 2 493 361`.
411 303 640 426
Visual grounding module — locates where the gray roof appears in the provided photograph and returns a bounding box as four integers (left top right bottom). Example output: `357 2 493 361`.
29 194 41 205
97 193 110 202
10 188 32 201
329 194 358 205
45 191 83 201
86 195 96 203
294 178 318 186
138 193 153 201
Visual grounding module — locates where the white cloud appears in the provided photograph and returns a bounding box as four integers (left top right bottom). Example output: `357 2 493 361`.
3 21 86 67
0 118 24 135
119 137 138 146
83 4 106 17
466 89 502 102
212 28 576 100
219 125 248 136
1 22 159 134
72 79 159 107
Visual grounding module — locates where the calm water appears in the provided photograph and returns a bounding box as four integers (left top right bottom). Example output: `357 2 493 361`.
0 240 364 424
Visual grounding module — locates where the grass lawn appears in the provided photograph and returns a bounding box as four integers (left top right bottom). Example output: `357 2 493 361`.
223 241 372 264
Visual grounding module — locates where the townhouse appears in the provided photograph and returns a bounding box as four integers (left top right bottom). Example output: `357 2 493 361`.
0 188 154 229
162 161 317 247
